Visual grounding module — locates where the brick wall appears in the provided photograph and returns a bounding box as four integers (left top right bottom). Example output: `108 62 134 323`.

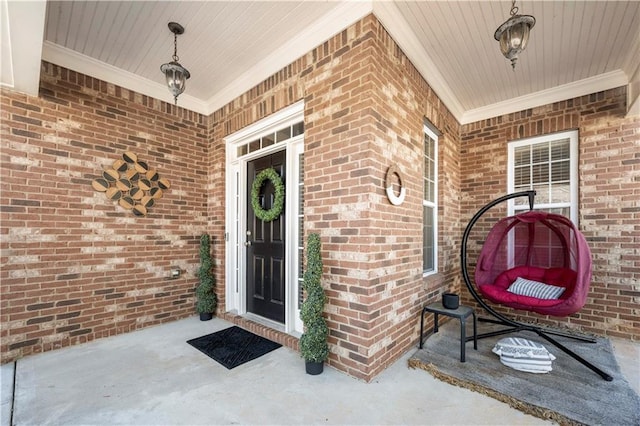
460 88 640 340
1 62 209 362
4 17 455 380
209 15 460 381
314 18 461 379
4 13 635 379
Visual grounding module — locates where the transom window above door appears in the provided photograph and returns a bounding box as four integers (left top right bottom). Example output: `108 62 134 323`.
236 121 304 157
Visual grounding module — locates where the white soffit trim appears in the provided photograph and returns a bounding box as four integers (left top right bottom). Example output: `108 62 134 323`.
204 1 373 114
626 62 640 117
2 0 46 96
372 1 465 123
41 41 209 115
1 0 14 87
461 70 629 125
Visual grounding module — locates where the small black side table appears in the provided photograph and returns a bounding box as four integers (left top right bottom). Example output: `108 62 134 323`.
419 302 478 362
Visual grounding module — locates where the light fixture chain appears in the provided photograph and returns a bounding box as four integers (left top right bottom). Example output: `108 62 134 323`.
510 0 519 16
172 32 179 62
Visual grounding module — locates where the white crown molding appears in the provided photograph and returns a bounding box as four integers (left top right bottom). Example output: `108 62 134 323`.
41 41 209 115
461 70 629 125
2 0 46 96
626 59 640 117
35 3 633 125
628 95 640 118
372 1 465 123
203 1 373 115
39 2 373 117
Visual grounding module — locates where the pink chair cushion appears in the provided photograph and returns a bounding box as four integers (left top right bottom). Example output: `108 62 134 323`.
480 266 577 309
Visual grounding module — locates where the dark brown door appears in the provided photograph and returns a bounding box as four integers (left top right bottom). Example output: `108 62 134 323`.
246 151 285 323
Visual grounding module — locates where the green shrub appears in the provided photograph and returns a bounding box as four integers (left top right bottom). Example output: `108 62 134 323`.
196 234 217 314
299 233 329 363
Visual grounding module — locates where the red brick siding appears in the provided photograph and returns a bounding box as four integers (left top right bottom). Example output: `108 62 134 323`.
325 19 462 379
3 13 636 381
1 62 209 362
460 88 640 340
209 15 461 381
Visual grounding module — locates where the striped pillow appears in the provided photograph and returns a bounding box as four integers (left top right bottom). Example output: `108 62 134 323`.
507 277 566 300
492 337 556 373
499 357 553 373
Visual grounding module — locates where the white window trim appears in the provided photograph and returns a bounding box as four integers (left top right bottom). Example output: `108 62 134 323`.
290 140 304 333
423 124 438 276
224 100 304 334
507 129 579 224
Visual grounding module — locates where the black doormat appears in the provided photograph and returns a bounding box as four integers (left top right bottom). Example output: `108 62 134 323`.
187 326 282 369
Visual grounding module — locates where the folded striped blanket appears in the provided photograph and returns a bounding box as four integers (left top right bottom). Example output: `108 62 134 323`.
492 337 556 373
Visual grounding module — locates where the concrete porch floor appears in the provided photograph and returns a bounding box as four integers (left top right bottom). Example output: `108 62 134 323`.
1 316 638 425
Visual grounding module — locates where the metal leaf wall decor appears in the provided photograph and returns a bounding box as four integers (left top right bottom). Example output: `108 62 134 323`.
91 152 170 216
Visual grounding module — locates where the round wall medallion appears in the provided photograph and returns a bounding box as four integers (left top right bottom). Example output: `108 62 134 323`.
158 178 171 189
133 204 147 216
141 196 154 208
113 159 128 172
138 179 151 191
123 151 137 163
125 169 139 181
130 187 144 200
119 196 134 210
92 178 109 192
134 161 149 173
116 178 132 191
385 165 406 206
147 170 159 182
106 187 122 200
103 169 119 182
149 187 163 199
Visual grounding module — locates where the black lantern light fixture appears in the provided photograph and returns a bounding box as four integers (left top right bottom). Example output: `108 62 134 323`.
160 22 190 104
494 0 535 70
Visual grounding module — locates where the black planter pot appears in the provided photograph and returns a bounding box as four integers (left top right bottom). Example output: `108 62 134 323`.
442 293 460 310
305 361 324 375
199 312 213 321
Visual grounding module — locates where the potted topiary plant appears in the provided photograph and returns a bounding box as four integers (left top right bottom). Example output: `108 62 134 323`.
299 233 329 375
196 233 217 321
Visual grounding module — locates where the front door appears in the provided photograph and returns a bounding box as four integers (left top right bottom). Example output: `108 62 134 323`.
246 151 286 323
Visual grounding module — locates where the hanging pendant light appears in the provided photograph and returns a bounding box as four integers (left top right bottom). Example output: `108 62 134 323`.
494 0 535 70
160 22 191 104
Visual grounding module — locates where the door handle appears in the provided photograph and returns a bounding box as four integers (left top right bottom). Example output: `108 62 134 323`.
244 241 252 247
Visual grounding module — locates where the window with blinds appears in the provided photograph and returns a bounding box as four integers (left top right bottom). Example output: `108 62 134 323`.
508 130 578 223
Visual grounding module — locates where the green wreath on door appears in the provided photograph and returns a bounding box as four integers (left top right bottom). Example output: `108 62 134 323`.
251 167 285 222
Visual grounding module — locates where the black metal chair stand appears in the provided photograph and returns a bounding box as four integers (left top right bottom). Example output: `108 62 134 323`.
461 191 613 381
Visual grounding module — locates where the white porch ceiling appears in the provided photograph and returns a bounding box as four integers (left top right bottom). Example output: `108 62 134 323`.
2 1 639 124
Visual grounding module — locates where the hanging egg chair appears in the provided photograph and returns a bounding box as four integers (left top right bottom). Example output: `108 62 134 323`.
461 190 612 381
